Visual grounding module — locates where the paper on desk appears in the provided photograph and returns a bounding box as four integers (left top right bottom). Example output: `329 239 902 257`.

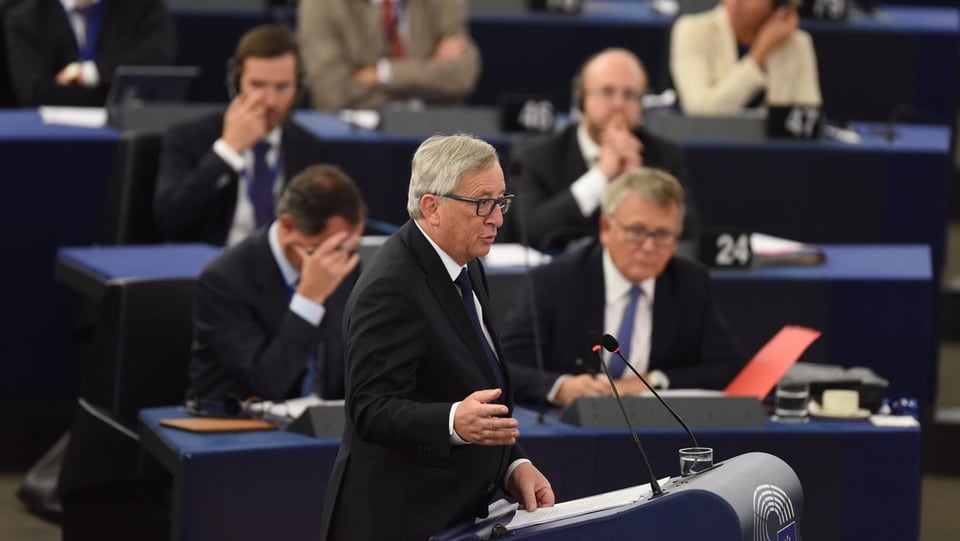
245 395 344 419
497 477 668 531
724 325 821 399
38 106 107 128
870 415 920 428
482 243 551 268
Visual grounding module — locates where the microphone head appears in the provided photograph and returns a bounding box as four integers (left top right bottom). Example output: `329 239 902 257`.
585 330 603 352
601 334 620 353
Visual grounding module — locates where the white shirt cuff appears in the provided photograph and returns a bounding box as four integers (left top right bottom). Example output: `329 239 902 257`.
545 374 569 405
504 458 532 487
376 58 392 85
213 138 245 171
569 167 608 217
647 369 670 390
290 293 325 327
79 60 99 87
449 401 469 445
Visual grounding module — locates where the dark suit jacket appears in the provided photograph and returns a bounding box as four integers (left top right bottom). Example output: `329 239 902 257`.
187 227 357 401
505 123 699 250
501 242 746 405
154 112 326 245
4 0 174 106
320 221 527 541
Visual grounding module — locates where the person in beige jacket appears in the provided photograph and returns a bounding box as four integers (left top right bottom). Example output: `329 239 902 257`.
670 0 821 115
297 0 481 110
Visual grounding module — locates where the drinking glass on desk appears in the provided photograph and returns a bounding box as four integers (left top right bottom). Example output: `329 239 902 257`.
678 447 713 477
772 381 810 422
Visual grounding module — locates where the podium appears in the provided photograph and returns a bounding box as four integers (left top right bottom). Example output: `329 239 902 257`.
431 452 802 540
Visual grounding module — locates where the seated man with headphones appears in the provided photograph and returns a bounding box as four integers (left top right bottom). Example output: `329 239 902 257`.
505 48 699 252
154 24 326 246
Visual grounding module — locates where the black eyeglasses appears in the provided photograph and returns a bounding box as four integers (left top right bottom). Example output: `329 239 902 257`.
437 193 515 216
607 215 679 248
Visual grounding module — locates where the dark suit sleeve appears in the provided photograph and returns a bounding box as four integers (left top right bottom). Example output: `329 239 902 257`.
94 0 175 86
509 141 591 250
658 269 746 389
193 263 322 400
501 277 567 405
154 120 237 241
345 272 454 456
4 5 103 106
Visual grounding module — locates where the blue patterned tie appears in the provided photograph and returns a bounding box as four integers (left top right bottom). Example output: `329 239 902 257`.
454 268 505 389
609 286 642 378
251 142 274 227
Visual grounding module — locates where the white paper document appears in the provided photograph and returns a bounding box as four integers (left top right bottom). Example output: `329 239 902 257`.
38 106 107 128
486 477 669 531
245 395 344 419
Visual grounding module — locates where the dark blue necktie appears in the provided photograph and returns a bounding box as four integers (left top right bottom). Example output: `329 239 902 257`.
251 142 274 228
74 3 99 62
609 285 642 378
454 268 505 389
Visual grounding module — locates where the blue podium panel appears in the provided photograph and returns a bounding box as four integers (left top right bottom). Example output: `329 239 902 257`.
295 111 951 276
512 408 921 541
140 407 337 541
139 405 920 541
0 110 121 394
709 245 935 409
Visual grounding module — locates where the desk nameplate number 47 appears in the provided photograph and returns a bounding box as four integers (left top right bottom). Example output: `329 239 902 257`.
700 231 753 269
767 105 823 140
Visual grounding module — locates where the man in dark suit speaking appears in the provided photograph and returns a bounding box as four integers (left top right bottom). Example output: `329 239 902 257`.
502 168 746 407
320 134 554 541
155 24 325 246
505 47 698 251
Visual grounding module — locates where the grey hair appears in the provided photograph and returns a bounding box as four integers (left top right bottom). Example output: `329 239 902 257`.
407 134 499 219
601 167 686 221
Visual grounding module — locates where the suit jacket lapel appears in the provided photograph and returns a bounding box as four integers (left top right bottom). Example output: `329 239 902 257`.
561 125 589 187
401 222 505 389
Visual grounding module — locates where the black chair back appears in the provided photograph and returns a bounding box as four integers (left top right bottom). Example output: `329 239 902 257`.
98 131 164 244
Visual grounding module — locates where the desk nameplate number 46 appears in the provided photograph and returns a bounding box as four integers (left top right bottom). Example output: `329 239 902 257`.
700 231 753 269
767 105 823 140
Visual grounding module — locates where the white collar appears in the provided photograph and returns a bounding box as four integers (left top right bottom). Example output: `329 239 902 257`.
602 248 655 305
61 0 99 11
268 221 299 288
576 122 600 166
413 220 467 283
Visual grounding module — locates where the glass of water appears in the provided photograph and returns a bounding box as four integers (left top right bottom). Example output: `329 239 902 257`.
678 447 713 477
772 381 810 422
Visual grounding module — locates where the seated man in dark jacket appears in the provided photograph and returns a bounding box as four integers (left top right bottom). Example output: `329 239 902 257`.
188 164 365 402
502 167 744 407
506 47 698 251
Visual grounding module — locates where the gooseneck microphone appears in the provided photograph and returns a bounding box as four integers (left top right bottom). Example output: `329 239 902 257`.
586 331 663 497
599 333 699 449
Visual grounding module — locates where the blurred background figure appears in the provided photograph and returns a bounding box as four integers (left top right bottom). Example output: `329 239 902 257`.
507 48 698 252
670 0 821 114
297 0 480 110
4 0 175 106
189 165 365 404
154 24 326 246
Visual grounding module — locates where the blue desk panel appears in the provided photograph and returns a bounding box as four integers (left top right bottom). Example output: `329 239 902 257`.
172 4 960 122
61 243 934 409
140 405 921 541
295 111 951 275
0 110 121 394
